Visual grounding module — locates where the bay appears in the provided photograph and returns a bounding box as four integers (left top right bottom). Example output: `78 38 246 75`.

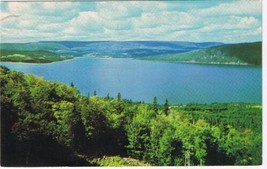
0 57 262 104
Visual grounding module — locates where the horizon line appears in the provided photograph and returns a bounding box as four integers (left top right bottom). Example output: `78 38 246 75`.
0 40 262 44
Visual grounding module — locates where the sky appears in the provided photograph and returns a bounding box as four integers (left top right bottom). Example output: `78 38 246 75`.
0 0 262 43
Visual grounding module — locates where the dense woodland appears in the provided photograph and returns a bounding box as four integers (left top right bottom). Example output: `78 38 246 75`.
142 42 262 65
0 49 72 63
0 66 262 166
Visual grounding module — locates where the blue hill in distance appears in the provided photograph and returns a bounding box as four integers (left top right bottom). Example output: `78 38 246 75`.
1 41 223 58
1 41 262 65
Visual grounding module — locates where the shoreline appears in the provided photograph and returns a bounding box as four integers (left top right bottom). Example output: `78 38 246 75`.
136 58 259 66
0 56 261 67
0 57 75 65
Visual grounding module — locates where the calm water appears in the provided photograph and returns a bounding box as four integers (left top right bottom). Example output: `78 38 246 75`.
0 57 262 104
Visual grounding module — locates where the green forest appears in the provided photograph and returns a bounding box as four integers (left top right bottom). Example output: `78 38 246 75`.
142 42 262 65
0 49 73 63
0 66 262 166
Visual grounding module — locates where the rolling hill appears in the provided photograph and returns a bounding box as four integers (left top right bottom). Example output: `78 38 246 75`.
39 41 224 58
1 41 261 65
141 42 262 65
0 41 223 59
0 49 73 63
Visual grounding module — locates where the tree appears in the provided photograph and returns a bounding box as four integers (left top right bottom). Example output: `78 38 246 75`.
164 98 169 115
70 82 74 87
93 90 97 97
70 101 87 152
106 93 110 100
159 128 175 165
153 97 158 114
126 106 154 161
52 101 75 147
117 92 122 102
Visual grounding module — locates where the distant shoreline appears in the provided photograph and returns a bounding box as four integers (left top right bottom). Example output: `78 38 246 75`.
1 56 259 67
137 58 255 66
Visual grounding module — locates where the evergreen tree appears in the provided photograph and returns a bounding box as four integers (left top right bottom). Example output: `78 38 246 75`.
117 92 122 102
153 96 158 114
106 93 110 100
93 90 97 97
70 82 74 87
70 102 87 152
164 99 169 115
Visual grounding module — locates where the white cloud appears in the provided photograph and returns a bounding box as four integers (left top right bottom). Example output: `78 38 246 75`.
198 0 261 16
66 11 104 32
237 16 259 28
7 2 79 19
97 2 142 20
132 11 196 30
0 1 262 43
37 22 67 33
18 19 36 29
0 11 9 18
104 19 132 31
256 26 262 34
42 2 74 11
7 2 31 14
63 27 76 34
197 15 260 33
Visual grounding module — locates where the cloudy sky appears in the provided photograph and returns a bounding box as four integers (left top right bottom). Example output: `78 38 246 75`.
0 0 262 43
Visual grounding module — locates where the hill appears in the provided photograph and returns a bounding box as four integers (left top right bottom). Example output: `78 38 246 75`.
0 42 69 52
0 41 223 60
40 41 223 58
0 49 73 63
141 42 262 65
1 41 261 65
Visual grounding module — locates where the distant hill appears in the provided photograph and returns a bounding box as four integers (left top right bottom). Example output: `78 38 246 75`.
0 49 73 63
0 41 223 58
40 41 223 58
141 42 262 65
0 42 69 52
0 42 261 65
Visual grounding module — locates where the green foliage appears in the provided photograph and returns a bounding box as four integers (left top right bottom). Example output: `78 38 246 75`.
0 49 72 63
164 98 169 115
179 103 262 133
0 66 262 166
0 42 68 51
153 96 158 114
117 92 122 102
126 111 151 160
142 42 262 65
91 156 149 166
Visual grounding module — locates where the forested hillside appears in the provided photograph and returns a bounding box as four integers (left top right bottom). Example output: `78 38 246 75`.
0 49 73 63
0 66 262 166
0 41 223 63
142 42 262 65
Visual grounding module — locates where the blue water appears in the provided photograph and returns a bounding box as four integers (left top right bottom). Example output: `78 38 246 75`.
0 57 262 104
